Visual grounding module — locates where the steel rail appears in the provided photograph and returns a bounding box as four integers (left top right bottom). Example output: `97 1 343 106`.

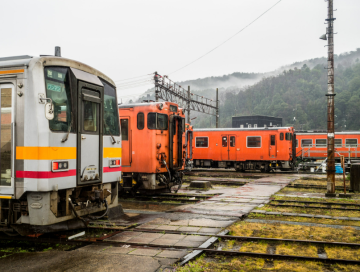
272 199 360 207
288 184 349 190
269 203 360 211
84 227 360 248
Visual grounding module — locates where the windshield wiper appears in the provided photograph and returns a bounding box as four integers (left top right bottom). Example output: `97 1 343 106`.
62 114 73 143
104 122 116 144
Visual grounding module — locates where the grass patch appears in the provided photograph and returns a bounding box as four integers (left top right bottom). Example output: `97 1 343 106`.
229 221 360 243
272 260 324 271
276 242 318 257
174 256 265 271
239 241 268 253
273 195 360 205
325 246 360 260
258 204 360 218
331 263 360 272
248 213 360 227
294 178 349 186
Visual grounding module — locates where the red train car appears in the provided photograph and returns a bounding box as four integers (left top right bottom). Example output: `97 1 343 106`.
118 101 186 194
295 132 360 161
192 127 295 172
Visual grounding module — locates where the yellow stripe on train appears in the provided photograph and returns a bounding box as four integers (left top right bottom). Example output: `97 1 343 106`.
0 196 12 199
103 147 122 158
16 147 77 160
16 147 121 160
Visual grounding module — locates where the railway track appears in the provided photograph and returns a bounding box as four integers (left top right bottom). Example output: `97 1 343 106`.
2 227 360 266
119 193 216 204
269 199 360 211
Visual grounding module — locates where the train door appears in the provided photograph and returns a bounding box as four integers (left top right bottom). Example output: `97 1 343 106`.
269 134 277 158
120 117 131 166
169 115 184 169
78 82 103 185
221 135 229 160
229 135 236 161
0 83 15 195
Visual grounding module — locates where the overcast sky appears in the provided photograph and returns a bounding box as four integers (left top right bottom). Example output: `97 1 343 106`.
1 0 359 98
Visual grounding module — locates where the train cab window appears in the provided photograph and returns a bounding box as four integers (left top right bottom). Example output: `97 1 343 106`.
316 139 327 148
301 139 312 147
120 119 128 140
285 133 292 141
247 136 261 148
280 133 284 140
170 105 177 112
230 136 235 147
137 112 144 130
196 137 208 148
147 113 168 130
296 139 298 148
346 139 358 147
222 137 227 147
335 139 342 147
83 101 99 132
102 79 120 136
44 67 72 132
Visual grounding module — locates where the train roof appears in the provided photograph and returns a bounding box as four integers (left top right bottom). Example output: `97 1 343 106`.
194 127 293 132
118 101 180 109
0 55 115 86
296 131 360 135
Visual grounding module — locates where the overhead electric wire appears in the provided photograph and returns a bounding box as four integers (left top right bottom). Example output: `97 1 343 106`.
116 79 153 88
169 0 283 75
113 73 154 83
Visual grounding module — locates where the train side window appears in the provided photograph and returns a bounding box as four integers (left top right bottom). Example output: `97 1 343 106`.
270 135 276 145
346 139 357 147
120 119 128 141
301 139 312 147
147 113 168 130
230 136 235 147
280 133 284 140
316 139 327 148
247 136 261 148
285 133 292 141
222 137 227 147
196 137 208 148
296 139 298 148
137 112 144 130
335 139 342 147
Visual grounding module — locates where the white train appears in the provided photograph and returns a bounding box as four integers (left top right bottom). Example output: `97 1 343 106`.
0 49 122 235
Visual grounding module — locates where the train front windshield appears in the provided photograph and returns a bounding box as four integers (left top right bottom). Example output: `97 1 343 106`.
102 79 120 136
45 67 72 132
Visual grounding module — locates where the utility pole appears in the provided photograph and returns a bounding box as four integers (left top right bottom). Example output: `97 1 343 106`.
324 0 336 196
216 88 219 128
187 86 191 124
154 71 159 102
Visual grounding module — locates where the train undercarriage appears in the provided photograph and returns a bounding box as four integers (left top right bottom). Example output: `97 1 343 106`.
194 159 294 172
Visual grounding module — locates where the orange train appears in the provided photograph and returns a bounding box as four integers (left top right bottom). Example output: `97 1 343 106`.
118 101 186 194
192 127 296 172
295 131 360 161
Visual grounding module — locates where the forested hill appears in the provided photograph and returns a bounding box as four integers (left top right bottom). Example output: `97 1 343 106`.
191 48 360 131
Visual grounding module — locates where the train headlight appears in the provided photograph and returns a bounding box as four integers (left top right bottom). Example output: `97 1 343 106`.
52 160 69 172
157 103 164 110
109 158 121 168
